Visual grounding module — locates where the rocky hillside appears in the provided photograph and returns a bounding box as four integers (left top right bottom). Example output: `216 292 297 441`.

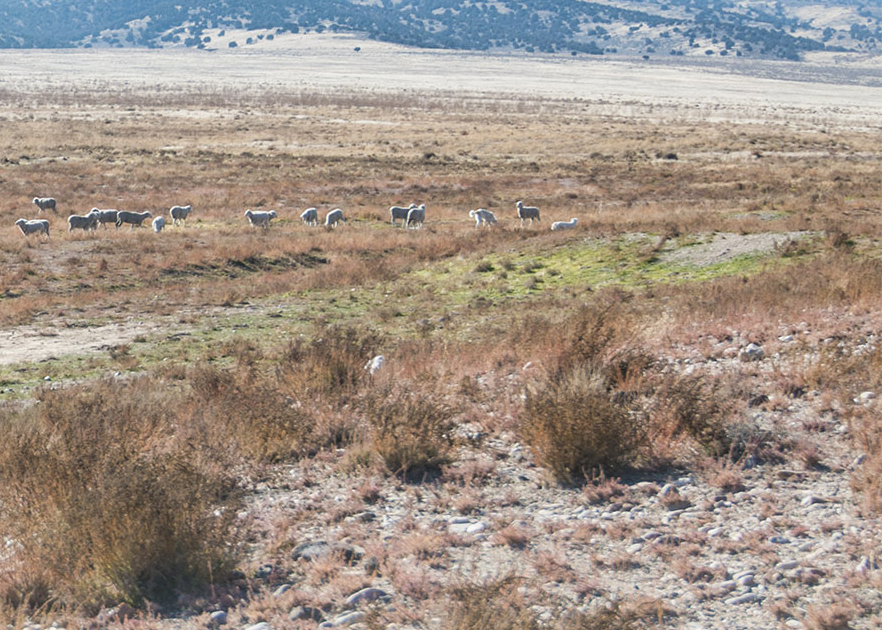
1 0 881 60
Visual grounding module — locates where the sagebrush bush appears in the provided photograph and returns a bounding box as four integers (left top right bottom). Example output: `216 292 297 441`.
521 365 645 483
188 363 320 462
0 378 242 613
364 384 457 477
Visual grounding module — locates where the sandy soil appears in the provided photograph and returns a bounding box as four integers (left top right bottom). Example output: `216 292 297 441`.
1 33 881 130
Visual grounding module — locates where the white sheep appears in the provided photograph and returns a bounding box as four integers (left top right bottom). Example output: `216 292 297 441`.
469 208 497 228
116 210 153 228
325 208 346 227
33 197 57 214
405 204 426 229
300 207 318 226
67 209 100 232
551 218 579 231
94 209 119 229
152 216 166 233
390 204 416 227
244 209 277 228
364 354 385 375
516 200 541 226
169 204 191 226
15 218 50 238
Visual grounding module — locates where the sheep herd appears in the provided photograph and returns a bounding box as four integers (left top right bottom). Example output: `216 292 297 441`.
14 197 580 240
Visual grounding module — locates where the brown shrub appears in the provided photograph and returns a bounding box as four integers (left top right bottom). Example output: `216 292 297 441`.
521 365 645 483
363 384 457 478
0 379 242 614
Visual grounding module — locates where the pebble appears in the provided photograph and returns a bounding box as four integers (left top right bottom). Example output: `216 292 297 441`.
288 606 324 622
775 560 798 571
346 587 391 606
245 623 270 630
321 611 365 628
724 593 760 605
208 611 227 627
739 343 765 362
466 521 486 534
272 584 292 598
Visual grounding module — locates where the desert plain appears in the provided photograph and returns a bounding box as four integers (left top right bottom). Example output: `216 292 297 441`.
1 33 882 630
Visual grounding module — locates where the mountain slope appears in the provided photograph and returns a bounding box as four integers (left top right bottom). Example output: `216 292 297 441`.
0 0 880 60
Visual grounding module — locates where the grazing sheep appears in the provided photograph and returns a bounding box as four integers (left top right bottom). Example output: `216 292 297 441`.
152 216 166 233
169 204 191 226
244 209 277 228
67 209 100 232
94 209 119 229
325 208 346 228
116 210 153 228
551 218 579 231
516 200 541 226
300 207 318 226
390 203 416 227
33 197 57 214
405 204 426 229
15 218 50 238
469 208 497 228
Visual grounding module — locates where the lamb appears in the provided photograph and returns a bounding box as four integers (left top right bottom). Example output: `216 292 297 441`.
244 209 277 228
94 209 119 229
551 218 579 231
325 208 346 227
116 210 153 228
300 207 318 226
33 197 57 214
390 203 416 227
152 216 166 233
405 204 426 229
169 204 191 226
469 208 497 228
67 209 100 232
516 200 541 226
15 218 50 238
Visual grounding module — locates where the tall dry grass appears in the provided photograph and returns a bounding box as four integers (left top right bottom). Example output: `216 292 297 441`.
0 378 242 613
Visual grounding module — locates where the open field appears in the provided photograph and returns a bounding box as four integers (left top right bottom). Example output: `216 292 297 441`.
2 38 882 630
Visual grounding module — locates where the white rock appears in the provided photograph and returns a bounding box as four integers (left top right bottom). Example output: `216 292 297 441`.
466 522 486 534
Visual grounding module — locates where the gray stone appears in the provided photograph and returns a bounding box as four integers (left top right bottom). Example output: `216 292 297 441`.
724 593 760 605
346 587 392 606
288 606 324 622
208 611 227 627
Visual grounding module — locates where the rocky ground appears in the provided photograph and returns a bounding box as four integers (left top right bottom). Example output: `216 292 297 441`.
117 330 878 630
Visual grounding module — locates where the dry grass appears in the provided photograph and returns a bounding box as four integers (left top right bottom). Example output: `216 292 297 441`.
2 74 882 627
0 379 242 614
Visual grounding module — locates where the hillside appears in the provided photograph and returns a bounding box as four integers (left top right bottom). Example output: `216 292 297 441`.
1 0 881 60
